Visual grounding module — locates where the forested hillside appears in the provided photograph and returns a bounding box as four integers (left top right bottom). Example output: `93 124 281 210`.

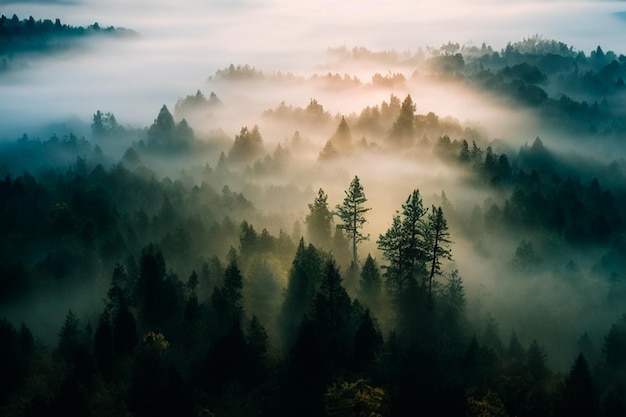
0 14 136 72
1 28 626 417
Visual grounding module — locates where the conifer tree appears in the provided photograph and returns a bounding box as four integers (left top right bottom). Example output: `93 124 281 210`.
336 176 370 264
306 188 333 248
426 206 452 297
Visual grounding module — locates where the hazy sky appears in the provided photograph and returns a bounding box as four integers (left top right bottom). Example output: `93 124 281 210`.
1 0 625 135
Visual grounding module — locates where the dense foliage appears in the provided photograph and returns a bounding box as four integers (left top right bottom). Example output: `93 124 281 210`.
2 27 626 416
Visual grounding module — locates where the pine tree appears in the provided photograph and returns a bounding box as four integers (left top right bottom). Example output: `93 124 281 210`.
426 206 452 298
389 94 416 146
336 176 370 264
306 188 333 248
358 254 382 309
377 189 428 296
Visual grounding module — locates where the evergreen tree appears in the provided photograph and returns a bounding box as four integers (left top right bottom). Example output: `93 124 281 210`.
278 239 323 351
560 353 597 417
426 206 452 298
336 176 370 264
93 311 114 376
377 189 428 296
389 94 416 146
306 188 333 248
329 116 353 152
358 254 382 309
378 213 408 295
402 190 428 283
351 309 383 374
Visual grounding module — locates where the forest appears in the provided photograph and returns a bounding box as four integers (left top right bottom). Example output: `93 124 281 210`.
1 19 626 417
0 14 137 73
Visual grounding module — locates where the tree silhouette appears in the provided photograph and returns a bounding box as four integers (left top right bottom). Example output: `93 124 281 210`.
336 176 370 264
426 206 452 298
358 254 382 310
389 94 416 146
306 188 333 249
560 353 597 417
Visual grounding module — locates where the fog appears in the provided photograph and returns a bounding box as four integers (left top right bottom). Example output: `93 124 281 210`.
2 0 626 403
2 0 626 134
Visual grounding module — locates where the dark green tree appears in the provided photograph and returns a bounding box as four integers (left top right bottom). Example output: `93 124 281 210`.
329 116 353 152
278 239 323 351
306 188 333 248
560 353 597 417
228 125 264 163
389 94 416 146
377 189 428 296
336 176 370 264
351 308 383 374
426 206 452 298
93 310 114 376
378 213 408 294
358 254 382 309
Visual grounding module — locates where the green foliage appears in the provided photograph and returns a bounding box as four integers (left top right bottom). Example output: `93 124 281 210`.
377 189 431 296
324 379 387 417
559 354 597 417
358 254 382 310
0 14 136 72
388 94 416 146
426 205 453 296
336 176 371 264
306 188 333 248
228 125 264 164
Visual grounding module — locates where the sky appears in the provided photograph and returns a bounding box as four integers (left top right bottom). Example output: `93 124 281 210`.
1 0 626 134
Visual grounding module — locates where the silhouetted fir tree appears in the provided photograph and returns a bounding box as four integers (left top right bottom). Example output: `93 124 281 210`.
358 254 382 310
306 188 333 249
351 308 383 374
401 190 428 284
425 205 452 299
459 139 471 162
438 270 466 344
57 309 82 360
285 318 327 417
147 105 175 148
223 258 244 319
57 309 94 386
507 331 526 365
482 315 504 356
461 337 500 390
239 220 258 258
378 189 429 298
559 353 597 417
526 339 548 382
329 116 353 152
113 301 138 357
93 310 114 377
137 244 167 330
278 239 323 351
228 125 264 164
245 258 280 326
245 316 269 385
336 175 370 264
378 213 408 294
313 259 351 334
602 322 626 370
389 94 416 146
183 271 201 323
